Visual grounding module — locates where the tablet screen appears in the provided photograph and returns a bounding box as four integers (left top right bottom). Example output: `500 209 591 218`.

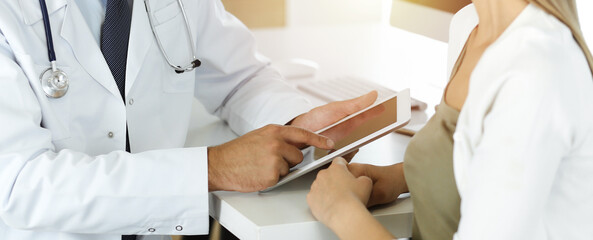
313 96 397 160
262 90 410 192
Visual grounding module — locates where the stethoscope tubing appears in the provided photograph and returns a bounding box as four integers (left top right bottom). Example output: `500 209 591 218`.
144 0 201 73
39 0 57 63
38 0 68 98
36 0 201 99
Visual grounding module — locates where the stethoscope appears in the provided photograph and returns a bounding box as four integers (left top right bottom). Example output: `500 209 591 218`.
38 0 201 99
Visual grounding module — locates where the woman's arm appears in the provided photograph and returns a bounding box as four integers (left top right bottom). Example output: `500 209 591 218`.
453 53 582 239
328 203 394 240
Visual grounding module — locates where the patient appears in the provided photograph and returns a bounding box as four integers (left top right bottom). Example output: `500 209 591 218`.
307 0 593 239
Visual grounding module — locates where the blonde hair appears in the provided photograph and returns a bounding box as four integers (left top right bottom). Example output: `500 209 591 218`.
528 0 593 76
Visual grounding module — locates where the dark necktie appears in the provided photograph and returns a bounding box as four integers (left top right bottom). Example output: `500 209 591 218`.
100 1 134 240
101 0 131 101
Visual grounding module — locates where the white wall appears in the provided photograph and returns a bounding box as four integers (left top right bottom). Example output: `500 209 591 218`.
390 0 453 42
286 0 592 44
286 0 391 26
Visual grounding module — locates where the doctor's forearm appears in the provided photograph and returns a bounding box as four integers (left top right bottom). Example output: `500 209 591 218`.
1 148 209 234
215 66 312 136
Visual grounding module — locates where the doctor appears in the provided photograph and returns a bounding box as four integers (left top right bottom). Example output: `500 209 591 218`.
0 0 376 239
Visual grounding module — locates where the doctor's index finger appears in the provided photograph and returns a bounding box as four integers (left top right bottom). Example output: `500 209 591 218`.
280 126 335 150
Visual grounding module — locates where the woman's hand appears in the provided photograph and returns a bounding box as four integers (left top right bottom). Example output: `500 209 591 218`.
307 158 396 240
348 162 408 207
307 158 372 227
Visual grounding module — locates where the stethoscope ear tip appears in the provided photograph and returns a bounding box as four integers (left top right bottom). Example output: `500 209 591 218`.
174 59 201 74
192 59 201 68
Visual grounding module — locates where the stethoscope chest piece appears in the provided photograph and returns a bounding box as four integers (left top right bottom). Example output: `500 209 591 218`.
40 67 69 98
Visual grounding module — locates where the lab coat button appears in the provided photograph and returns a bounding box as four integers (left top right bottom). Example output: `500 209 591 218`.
148 228 156 233
128 98 134 105
175 225 183 231
108 132 114 138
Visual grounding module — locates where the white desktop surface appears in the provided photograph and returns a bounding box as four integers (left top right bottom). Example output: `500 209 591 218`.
185 24 448 239
208 134 415 240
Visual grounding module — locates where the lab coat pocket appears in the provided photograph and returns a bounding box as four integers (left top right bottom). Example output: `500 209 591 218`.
162 73 195 93
153 0 181 25
151 2 196 93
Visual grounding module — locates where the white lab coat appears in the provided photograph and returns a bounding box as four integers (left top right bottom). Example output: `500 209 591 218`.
0 0 311 239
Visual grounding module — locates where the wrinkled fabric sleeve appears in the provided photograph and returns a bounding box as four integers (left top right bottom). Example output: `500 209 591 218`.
192 0 312 135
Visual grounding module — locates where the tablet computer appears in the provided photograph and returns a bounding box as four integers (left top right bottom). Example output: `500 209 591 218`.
261 89 411 192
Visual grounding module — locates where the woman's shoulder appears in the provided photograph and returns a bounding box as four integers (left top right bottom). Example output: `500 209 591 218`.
464 4 593 141
477 4 591 92
498 5 575 58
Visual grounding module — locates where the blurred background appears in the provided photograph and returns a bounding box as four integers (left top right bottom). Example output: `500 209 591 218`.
222 0 591 43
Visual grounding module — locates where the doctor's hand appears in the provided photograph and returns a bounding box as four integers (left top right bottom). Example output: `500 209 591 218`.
207 125 334 192
290 91 378 134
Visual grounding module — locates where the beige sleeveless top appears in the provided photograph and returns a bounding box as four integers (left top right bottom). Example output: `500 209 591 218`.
403 102 461 240
400 6 474 237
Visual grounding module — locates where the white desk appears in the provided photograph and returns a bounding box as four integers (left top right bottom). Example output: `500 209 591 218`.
186 24 448 239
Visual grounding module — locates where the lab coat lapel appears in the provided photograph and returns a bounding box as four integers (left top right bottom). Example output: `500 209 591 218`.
125 1 153 96
19 0 67 25
59 1 123 101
